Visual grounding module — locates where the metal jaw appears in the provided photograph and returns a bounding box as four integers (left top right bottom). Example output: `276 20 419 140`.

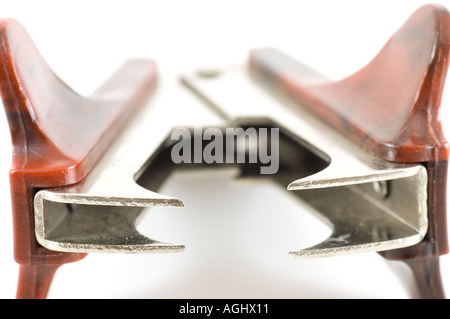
182 64 429 258
33 62 428 259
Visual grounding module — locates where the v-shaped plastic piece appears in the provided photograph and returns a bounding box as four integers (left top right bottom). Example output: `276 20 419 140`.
249 4 450 298
0 19 157 298
250 4 450 163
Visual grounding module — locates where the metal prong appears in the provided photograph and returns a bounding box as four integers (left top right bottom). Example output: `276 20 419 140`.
287 167 427 258
286 156 425 191
35 195 184 254
34 184 185 253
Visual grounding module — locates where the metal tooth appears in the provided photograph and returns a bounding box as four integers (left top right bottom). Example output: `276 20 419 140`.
36 178 184 207
284 147 429 258
287 166 428 258
35 194 184 254
34 173 185 249
34 177 185 254
286 156 425 191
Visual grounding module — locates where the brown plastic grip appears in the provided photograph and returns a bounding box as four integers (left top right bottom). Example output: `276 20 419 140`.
249 4 449 298
0 18 157 298
250 4 449 163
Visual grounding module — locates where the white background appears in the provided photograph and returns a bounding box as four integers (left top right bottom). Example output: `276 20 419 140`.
0 0 449 299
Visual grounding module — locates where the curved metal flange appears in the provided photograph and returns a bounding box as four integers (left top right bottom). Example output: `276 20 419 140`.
288 167 428 258
32 69 226 254
181 64 429 258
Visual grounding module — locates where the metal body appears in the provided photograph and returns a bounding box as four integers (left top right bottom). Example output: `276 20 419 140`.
34 65 428 258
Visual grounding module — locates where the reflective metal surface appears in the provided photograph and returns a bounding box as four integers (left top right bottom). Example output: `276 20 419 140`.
181 65 428 258
34 64 428 258
34 77 225 253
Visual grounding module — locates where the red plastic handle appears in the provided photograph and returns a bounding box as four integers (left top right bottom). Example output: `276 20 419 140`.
0 18 157 298
249 4 450 298
249 4 450 163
